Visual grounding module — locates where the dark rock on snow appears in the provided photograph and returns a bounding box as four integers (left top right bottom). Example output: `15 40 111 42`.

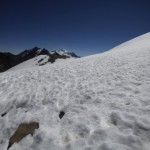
7 122 39 150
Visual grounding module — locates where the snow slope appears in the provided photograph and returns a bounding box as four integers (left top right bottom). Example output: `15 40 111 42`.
8 55 76 72
8 55 49 71
0 33 150 150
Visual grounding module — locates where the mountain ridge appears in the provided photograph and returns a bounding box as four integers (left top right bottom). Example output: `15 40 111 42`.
0 47 80 72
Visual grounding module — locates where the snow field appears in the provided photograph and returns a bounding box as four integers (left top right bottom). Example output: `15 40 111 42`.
0 33 150 150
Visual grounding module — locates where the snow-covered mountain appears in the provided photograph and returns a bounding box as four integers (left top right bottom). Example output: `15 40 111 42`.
19 47 79 60
0 47 79 72
18 47 50 60
8 55 76 72
0 33 150 150
50 49 80 58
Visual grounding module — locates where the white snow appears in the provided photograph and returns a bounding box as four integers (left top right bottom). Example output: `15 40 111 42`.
8 55 49 71
50 49 74 57
56 49 69 55
8 55 76 72
0 33 150 150
54 57 76 64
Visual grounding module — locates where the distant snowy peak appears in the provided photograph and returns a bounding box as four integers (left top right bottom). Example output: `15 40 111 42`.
19 47 79 59
18 47 80 66
50 49 80 58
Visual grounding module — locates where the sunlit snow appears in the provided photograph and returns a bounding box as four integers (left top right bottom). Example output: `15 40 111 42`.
0 33 150 150
8 55 49 71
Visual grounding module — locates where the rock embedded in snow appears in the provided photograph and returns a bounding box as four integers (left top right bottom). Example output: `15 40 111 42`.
7 122 39 150
59 111 65 119
1 112 7 117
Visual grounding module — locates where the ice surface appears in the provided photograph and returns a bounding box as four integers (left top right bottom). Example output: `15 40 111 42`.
0 33 150 150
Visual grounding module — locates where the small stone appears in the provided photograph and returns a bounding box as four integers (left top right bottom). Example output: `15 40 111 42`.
1 112 7 117
59 111 65 119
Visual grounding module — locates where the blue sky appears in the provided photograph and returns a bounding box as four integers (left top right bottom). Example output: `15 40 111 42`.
0 0 150 56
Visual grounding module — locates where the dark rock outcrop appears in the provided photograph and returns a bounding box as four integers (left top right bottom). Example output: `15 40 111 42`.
18 47 49 61
0 52 20 72
48 52 69 63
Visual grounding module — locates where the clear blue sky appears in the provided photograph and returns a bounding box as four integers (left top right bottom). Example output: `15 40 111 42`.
0 0 150 56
